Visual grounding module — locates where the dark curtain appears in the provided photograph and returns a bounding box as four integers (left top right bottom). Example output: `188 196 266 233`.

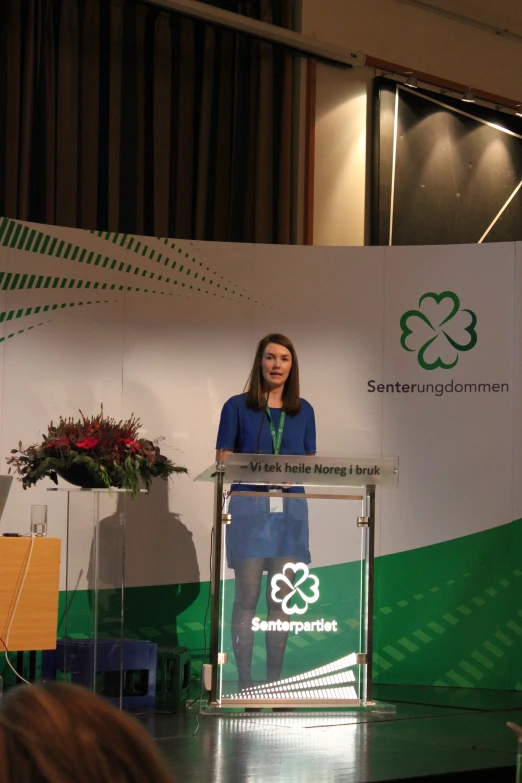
0 0 296 242
199 0 293 28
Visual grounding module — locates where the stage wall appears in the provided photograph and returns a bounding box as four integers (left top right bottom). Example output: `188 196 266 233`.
0 217 520 690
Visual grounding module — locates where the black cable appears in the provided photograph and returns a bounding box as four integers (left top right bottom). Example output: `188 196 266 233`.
186 692 204 710
202 486 227 660
199 484 231 705
202 528 214 663
0 634 9 680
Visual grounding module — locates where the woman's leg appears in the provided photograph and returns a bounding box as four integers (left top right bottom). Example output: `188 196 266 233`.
231 558 265 690
265 557 296 683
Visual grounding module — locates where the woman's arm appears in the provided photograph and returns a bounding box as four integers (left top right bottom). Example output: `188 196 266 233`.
215 397 239 460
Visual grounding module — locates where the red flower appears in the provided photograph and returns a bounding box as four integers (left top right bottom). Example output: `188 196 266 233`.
45 437 70 449
76 437 98 450
119 437 141 452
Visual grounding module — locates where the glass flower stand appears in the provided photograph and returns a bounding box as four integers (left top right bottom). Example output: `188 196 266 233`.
45 487 149 709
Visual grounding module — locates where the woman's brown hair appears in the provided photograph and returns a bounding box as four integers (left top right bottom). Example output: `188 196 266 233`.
245 333 301 415
0 682 174 783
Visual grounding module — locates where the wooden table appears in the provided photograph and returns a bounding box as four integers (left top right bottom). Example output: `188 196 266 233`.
0 537 61 678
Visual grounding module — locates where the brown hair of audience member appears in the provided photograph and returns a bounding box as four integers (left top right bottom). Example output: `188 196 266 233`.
0 682 174 783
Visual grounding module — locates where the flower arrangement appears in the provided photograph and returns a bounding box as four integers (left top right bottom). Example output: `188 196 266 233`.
6 408 187 497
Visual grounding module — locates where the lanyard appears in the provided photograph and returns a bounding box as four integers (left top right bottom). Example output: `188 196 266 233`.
264 402 286 455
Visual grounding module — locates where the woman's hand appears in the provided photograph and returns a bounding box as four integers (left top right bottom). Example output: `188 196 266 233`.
215 449 233 463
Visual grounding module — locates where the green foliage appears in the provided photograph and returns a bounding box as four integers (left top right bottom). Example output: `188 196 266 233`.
6 407 187 498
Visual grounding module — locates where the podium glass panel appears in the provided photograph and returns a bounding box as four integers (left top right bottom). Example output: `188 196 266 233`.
218 491 366 706
195 454 398 710
50 488 132 709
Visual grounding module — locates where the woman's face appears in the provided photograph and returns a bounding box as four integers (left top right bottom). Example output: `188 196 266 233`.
261 342 292 391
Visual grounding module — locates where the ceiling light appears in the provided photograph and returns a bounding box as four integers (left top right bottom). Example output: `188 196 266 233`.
516 104 522 118
462 87 475 103
404 73 418 89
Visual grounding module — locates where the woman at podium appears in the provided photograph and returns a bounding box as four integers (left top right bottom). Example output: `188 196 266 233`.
216 333 316 693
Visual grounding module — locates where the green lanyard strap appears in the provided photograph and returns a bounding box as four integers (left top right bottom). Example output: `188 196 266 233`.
264 402 286 455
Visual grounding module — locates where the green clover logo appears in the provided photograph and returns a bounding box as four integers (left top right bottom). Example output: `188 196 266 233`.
400 291 477 370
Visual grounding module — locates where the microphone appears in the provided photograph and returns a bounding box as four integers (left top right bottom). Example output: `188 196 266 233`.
256 391 269 454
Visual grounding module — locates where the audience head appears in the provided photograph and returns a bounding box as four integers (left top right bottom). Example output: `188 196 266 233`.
0 681 174 783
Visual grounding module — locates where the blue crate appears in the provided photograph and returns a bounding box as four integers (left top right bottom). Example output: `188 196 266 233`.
42 639 157 708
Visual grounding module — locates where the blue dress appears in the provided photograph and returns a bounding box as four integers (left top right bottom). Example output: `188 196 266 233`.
216 394 316 568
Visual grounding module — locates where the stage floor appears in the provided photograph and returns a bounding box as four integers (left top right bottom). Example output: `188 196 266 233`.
135 686 522 782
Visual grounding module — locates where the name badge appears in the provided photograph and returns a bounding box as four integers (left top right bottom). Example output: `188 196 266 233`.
269 489 283 514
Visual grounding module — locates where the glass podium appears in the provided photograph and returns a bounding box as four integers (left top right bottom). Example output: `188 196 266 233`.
195 454 397 711
47 487 148 710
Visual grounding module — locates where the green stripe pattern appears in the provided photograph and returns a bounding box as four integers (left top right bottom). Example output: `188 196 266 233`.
54 518 522 692
0 217 271 344
0 218 250 303
372 517 522 690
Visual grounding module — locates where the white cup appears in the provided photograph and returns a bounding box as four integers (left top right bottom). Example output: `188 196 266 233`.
30 505 47 536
